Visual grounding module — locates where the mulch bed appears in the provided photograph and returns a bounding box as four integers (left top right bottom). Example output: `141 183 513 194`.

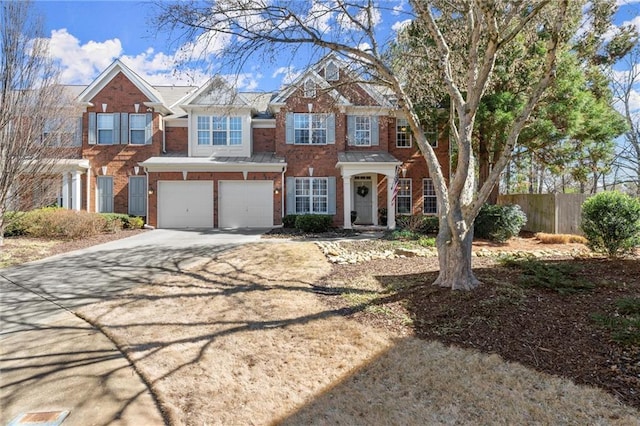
318 253 640 410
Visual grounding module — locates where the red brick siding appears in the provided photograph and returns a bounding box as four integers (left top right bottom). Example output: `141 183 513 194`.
82 71 162 214
165 126 188 154
252 127 275 152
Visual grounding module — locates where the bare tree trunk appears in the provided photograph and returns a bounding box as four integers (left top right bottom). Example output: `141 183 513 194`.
434 207 479 290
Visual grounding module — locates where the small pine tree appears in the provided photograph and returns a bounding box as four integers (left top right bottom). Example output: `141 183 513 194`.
581 191 640 258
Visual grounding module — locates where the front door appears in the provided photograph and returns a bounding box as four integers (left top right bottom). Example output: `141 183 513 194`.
353 178 373 224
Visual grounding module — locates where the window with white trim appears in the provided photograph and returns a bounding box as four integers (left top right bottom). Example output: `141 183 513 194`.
129 114 146 145
325 61 339 81
97 113 114 145
423 178 437 214
42 118 75 146
295 177 328 214
396 178 412 214
425 110 438 148
196 116 242 146
354 116 371 146
294 113 327 145
303 79 316 97
396 118 412 148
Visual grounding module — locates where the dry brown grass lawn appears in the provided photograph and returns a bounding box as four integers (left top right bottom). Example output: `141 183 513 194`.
535 232 588 244
79 242 639 425
0 238 60 268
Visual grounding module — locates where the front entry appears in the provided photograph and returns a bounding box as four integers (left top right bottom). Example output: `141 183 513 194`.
353 177 373 224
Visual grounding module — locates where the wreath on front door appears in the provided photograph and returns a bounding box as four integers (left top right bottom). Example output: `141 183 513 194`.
356 185 369 198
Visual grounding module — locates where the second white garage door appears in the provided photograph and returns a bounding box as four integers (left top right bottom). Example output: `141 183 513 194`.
158 181 214 228
218 181 273 228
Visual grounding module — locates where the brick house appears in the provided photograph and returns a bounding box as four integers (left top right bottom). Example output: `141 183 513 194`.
43 56 449 229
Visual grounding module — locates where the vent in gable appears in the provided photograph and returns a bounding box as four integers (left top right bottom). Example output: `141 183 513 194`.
325 61 339 81
303 79 316 98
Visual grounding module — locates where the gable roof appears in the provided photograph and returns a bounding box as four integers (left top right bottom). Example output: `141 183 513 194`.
180 76 251 108
78 59 161 104
271 69 351 106
271 54 393 108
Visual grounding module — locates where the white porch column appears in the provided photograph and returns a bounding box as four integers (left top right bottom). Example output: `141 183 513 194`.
343 175 352 229
71 170 82 211
386 173 396 230
61 172 70 209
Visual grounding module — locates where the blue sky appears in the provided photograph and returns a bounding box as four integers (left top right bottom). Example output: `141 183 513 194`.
32 0 640 101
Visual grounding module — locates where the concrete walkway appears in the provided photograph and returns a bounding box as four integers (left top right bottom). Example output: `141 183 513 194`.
0 229 267 425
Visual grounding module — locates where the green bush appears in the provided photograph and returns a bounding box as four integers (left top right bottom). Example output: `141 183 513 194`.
294 214 333 233
474 203 527 243
2 211 27 237
396 215 439 234
581 191 640 258
99 213 144 231
282 214 298 228
20 208 107 239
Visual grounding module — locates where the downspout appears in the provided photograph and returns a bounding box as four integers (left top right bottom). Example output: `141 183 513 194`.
281 165 287 226
86 167 91 211
161 116 166 154
144 167 153 229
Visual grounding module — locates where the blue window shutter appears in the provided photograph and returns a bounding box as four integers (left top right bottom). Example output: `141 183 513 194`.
88 113 96 145
328 176 336 214
286 177 295 214
113 114 121 144
145 113 153 144
285 113 294 144
327 114 335 144
74 117 82 146
347 115 355 146
371 116 379 146
120 113 129 144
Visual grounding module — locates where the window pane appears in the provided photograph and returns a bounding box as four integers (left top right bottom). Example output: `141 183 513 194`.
130 114 146 129
212 131 227 145
397 118 411 147
354 116 370 146
229 117 242 145
97 114 113 144
130 130 145 144
294 114 310 144
197 117 210 145
397 178 412 214
423 179 437 214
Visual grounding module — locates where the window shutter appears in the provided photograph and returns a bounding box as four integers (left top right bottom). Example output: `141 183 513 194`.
285 113 294 144
113 114 121 144
327 176 337 214
120 113 129 144
286 177 295 214
88 113 96 145
145 113 153 144
347 115 355 146
74 117 82 146
371 116 379 146
326 114 335 144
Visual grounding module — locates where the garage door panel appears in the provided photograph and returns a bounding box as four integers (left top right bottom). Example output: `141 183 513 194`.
219 181 273 228
158 181 214 228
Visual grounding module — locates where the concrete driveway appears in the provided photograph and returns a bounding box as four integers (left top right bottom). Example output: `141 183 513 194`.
0 229 268 426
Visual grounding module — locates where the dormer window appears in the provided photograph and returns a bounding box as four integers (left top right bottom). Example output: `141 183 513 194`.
303 79 316 98
325 61 339 81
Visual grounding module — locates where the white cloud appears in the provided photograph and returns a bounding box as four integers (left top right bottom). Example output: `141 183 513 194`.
392 19 412 33
306 0 334 34
272 66 301 85
44 29 230 88
48 29 122 84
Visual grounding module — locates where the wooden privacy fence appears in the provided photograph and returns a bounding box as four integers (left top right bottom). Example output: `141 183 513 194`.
497 193 588 235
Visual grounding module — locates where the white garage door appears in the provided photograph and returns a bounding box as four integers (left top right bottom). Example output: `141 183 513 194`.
158 181 214 228
219 181 273 228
